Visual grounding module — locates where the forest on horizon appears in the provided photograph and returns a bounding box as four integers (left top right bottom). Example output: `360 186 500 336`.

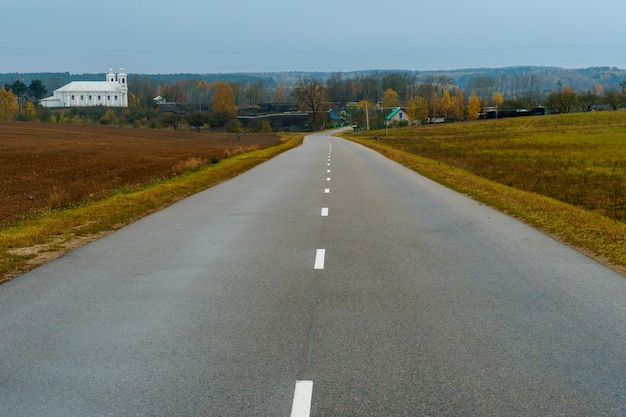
2 66 626 98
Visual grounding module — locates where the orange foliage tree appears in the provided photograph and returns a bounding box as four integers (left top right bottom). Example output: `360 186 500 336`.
210 82 238 127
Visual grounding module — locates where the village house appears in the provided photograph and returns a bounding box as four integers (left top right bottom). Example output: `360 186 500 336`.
385 107 410 124
40 68 128 108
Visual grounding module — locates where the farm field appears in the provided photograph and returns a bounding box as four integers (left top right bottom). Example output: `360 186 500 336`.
0 122 281 226
342 111 626 273
360 111 626 223
4 114 626 280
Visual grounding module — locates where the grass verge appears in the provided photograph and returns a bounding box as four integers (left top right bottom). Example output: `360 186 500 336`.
341 134 626 277
0 134 305 284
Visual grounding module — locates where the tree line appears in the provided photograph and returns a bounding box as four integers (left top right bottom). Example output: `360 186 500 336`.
0 79 48 121
3 70 626 129
294 71 626 130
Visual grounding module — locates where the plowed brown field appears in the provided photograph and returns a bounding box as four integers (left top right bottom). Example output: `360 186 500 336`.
0 122 281 226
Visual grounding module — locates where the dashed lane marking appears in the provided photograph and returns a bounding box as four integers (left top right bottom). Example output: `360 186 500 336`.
314 249 326 270
290 380 313 417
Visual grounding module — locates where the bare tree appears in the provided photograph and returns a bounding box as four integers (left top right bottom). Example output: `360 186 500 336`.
579 89 598 112
465 76 495 102
357 74 381 103
382 72 414 102
604 90 624 110
546 86 579 113
128 74 159 107
158 82 187 103
292 78 330 130
326 72 347 104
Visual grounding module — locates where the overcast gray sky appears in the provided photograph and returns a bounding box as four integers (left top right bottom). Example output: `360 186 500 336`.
2 0 625 74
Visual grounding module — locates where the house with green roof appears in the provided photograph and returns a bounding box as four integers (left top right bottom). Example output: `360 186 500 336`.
385 107 410 124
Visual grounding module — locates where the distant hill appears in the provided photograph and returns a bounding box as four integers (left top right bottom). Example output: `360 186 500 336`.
2 66 625 95
428 66 626 92
327 66 626 92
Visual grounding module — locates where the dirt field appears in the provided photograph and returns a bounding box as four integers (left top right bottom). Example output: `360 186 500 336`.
0 122 281 226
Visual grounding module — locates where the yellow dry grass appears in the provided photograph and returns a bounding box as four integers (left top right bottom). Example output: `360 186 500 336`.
342 114 626 276
0 134 304 283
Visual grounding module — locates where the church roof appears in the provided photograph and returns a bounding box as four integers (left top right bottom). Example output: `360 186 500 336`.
55 81 122 92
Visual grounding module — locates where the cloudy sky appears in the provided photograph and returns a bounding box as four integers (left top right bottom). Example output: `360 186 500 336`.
2 0 625 74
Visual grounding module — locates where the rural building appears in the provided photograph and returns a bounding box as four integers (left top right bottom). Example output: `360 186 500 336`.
237 112 310 131
385 107 410 124
156 102 205 114
40 68 128 108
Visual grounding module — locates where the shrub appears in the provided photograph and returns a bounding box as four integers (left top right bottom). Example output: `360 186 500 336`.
99 110 117 125
186 111 211 131
225 119 241 133
259 121 272 133
171 157 207 175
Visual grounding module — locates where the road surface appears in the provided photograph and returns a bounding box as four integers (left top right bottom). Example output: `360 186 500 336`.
1 130 625 416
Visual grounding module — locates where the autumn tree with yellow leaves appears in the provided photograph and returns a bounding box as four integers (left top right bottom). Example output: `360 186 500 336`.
451 90 465 121
23 102 37 121
442 90 452 121
492 92 504 118
406 98 416 121
467 90 481 120
382 88 400 108
416 97 429 124
0 89 19 121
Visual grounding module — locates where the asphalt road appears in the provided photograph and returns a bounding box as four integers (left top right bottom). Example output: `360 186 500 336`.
1 130 626 416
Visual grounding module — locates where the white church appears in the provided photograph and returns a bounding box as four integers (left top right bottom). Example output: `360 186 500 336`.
41 68 128 108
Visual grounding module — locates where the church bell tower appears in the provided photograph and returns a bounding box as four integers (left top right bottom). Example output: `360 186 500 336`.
117 67 127 88
106 68 116 83
117 67 128 107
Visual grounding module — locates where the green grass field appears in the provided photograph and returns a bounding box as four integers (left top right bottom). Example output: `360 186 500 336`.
342 111 626 274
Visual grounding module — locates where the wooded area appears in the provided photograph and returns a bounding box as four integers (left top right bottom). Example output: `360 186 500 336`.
2 66 626 130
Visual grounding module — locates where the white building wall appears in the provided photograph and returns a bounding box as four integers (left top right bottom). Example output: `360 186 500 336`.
41 69 128 108
64 88 123 107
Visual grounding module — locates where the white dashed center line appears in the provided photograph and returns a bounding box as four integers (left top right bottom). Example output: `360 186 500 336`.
294 146 331 412
290 380 313 417
314 249 326 270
